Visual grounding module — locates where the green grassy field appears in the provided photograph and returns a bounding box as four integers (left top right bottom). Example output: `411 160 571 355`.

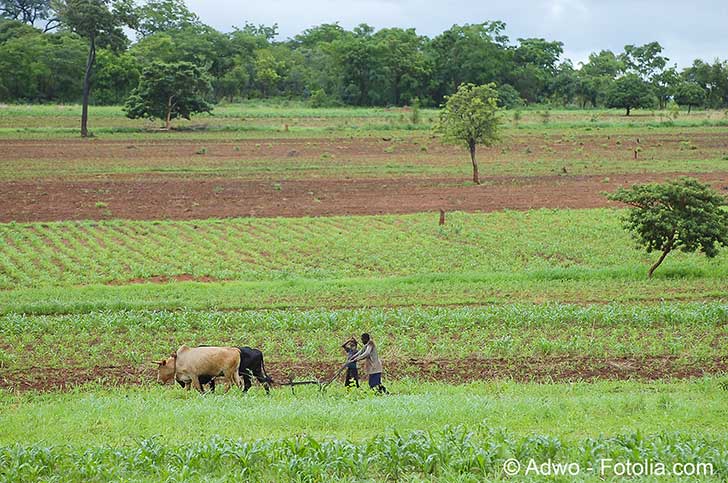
1 381 727 481
1 103 727 481
1 103 727 139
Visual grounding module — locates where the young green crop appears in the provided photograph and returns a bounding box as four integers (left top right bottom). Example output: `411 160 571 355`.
2 209 727 290
1 380 728 481
1 303 726 374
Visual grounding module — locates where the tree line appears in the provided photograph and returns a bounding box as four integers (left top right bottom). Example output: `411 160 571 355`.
1 0 728 112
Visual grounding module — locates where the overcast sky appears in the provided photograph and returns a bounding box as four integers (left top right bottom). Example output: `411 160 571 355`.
185 0 727 68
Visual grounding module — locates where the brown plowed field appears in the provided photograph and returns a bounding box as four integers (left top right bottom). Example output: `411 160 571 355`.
3 355 726 392
2 172 727 222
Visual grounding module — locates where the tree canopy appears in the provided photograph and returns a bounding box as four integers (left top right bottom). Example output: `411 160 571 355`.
606 74 654 115
1 7 728 112
435 82 501 185
123 60 213 128
608 178 728 277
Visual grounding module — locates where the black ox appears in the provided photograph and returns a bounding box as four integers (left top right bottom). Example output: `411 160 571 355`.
176 346 272 394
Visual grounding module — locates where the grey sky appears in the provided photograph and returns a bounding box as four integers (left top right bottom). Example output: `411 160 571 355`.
185 0 728 68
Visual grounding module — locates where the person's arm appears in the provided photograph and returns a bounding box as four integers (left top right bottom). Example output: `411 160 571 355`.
350 343 371 363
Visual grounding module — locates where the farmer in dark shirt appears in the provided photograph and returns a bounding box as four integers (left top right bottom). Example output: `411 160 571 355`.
342 337 360 387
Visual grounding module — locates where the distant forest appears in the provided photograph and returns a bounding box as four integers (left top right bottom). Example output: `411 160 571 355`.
1 0 727 109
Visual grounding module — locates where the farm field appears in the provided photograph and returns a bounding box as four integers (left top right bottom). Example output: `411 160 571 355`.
1 104 727 481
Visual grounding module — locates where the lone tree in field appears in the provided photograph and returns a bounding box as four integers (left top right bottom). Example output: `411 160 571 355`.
54 0 135 137
435 82 501 185
674 82 706 114
606 74 654 116
608 178 728 278
124 61 213 129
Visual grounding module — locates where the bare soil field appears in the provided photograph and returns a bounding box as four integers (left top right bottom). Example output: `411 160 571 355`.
3 355 726 392
1 131 727 164
2 172 726 222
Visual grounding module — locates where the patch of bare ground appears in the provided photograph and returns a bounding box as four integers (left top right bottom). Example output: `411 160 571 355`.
2 355 726 392
2 173 727 222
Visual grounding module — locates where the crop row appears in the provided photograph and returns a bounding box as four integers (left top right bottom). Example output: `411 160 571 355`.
1 303 725 372
2 428 727 482
2 209 727 289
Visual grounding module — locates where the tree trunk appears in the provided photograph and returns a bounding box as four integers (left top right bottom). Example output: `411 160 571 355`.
626 106 631 116
81 32 96 138
688 105 692 114
648 245 672 278
165 96 173 130
469 141 480 185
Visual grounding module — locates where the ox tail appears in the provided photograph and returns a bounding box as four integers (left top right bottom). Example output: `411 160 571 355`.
260 355 274 384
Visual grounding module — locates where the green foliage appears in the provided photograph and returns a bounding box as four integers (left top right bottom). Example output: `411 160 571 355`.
436 83 501 148
124 60 213 128
2 303 726 368
674 82 706 113
0 29 86 102
308 88 329 108
435 83 501 183
606 74 655 115
0 0 56 31
495 83 523 108
1 13 728 109
609 178 728 277
133 0 199 38
53 0 133 50
1 424 727 481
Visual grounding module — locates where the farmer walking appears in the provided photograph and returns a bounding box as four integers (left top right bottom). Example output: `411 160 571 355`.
342 337 360 388
348 333 387 394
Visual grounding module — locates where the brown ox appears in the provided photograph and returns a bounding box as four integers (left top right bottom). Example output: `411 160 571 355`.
155 345 243 393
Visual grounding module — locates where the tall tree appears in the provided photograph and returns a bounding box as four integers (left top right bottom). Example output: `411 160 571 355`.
435 83 501 184
53 0 135 136
608 178 728 278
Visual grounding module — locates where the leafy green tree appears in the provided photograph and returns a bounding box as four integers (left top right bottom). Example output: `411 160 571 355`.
495 83 523 108
576 50 624 108
0 26 85 101
124 60 213 129
429 22 510 103
608 178 728 277
372 27 430 105
53 0 135 136
435 83 501 184
510 38 564 103
0 0 57 31
93 49 139 103
652 66 679 109
682 59 728 109
550 61 580 106
673 81 706 113
606 74 654 115
620 42 668 81
253 48 283 97
133 0 198 37
332 28 380 105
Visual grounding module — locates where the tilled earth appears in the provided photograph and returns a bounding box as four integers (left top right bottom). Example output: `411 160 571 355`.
3 172 728 222
3 355 727 392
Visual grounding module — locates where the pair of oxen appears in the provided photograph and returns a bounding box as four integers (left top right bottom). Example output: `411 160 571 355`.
154 345 272 393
